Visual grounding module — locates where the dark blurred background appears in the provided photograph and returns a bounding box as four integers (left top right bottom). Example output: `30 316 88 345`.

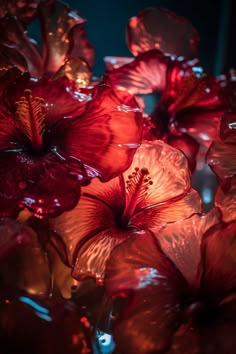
62 0 236 77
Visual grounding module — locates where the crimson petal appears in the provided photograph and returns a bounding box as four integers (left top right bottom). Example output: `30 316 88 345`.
215 177 236 223
127 8 199 58
105 230 188 354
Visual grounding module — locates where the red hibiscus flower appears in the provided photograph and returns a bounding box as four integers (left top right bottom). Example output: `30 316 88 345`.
0 69 143 218
104 210 236 354
0 0 94 84
50 141 201 283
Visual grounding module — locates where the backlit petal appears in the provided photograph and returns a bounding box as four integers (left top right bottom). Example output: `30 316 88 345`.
215 177 236 222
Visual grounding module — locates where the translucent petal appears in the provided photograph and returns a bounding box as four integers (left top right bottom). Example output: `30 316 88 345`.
127 8 199 58
215 177 236 223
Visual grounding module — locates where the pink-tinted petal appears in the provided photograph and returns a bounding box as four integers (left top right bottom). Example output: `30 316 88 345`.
167 134 199 173
53 81 143 181
132 188 202 231
104 56 134 70
127 8 199 58
108 50 169 94
156 209 221 288
207 140 236 180
67 23 95 68
105 230 188 354
0 16 43 77
53 57 92 88
73 227 133 284
215 177 236 222
123 141 191 210
39 1 85 75
200 222 236 304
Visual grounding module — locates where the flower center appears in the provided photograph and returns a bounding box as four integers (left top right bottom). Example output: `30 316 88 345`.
122 167 153 225
15 89 45 152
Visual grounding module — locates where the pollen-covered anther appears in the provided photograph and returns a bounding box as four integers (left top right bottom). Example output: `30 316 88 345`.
15 89 46 151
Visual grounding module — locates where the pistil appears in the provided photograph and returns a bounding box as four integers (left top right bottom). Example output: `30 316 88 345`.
15 89 45 152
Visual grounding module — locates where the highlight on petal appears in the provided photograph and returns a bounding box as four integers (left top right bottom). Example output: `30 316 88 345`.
200 222 236 304
220 111 236 142
107 50 168 94
104 230 187 354
215 177 236 223
206 140 236 180
38 1 85 75
123 141 191 210
104 56 134 70
54 79 143 181
127 8 199 58
156 209 221 287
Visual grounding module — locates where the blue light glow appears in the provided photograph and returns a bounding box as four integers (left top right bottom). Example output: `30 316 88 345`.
19 296 49 314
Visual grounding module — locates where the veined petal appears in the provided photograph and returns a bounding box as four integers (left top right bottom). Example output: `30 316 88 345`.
127 8 199 58
38 1 85 75
105 230 188 354
107 50 169 94
54 80 143 181
215 177 236 223
104 56 134 70
123 141 191 210
200 222 236 304
156 209 221 288
132 188 202 230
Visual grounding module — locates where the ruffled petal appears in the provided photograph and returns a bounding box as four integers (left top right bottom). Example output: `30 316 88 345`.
215 177 236 222
200 222 236 304
0 16 43 77
132 188 202 230
105 230 188 354
107 50 169 94
207 140 236 180
73 227 133 284
38 1 85 75
54 80 143 181
104 56 134 70
123 141 191 210
127 8 199 58
156 209 221 287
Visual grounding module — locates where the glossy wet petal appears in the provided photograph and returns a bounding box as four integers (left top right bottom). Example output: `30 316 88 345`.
38 1 85 75
220 111 236 142
207 140 236 180
108 50 168 94
156 209 220 287
200 222 236 304
105 230 188 354
215 177 236 222
127 8 199 58
123 141 191 210
54 81 143 181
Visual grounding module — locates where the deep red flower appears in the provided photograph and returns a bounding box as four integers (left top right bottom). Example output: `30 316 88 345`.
214 177 236 223
0 69 143 218
104 210 236 354
50 141 201 283
0 0 94 83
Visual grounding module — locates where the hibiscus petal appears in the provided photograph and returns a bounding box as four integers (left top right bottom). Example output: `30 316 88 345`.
215 177 236 222
67 24 95 68
72 227 133 284
54 81 143 181
107 50 169 94
104 56 134 70
104 230 188 354
132 189 202 231
200 222 236 304
156 209 221 287
38 1 85 75
127 8 199 58
207 140 236 180
123 141 191 210
0 16 43 77
220 111 236 141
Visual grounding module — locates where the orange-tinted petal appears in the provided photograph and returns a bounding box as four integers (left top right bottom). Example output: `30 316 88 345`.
200 222 236 304
215 177 236 223
127 8 199 58
123 141 191 211
207 140 236 180
156 209 221 287
108 50 168 94
105 230 188 354
55 80 143 181
132 188 202 230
